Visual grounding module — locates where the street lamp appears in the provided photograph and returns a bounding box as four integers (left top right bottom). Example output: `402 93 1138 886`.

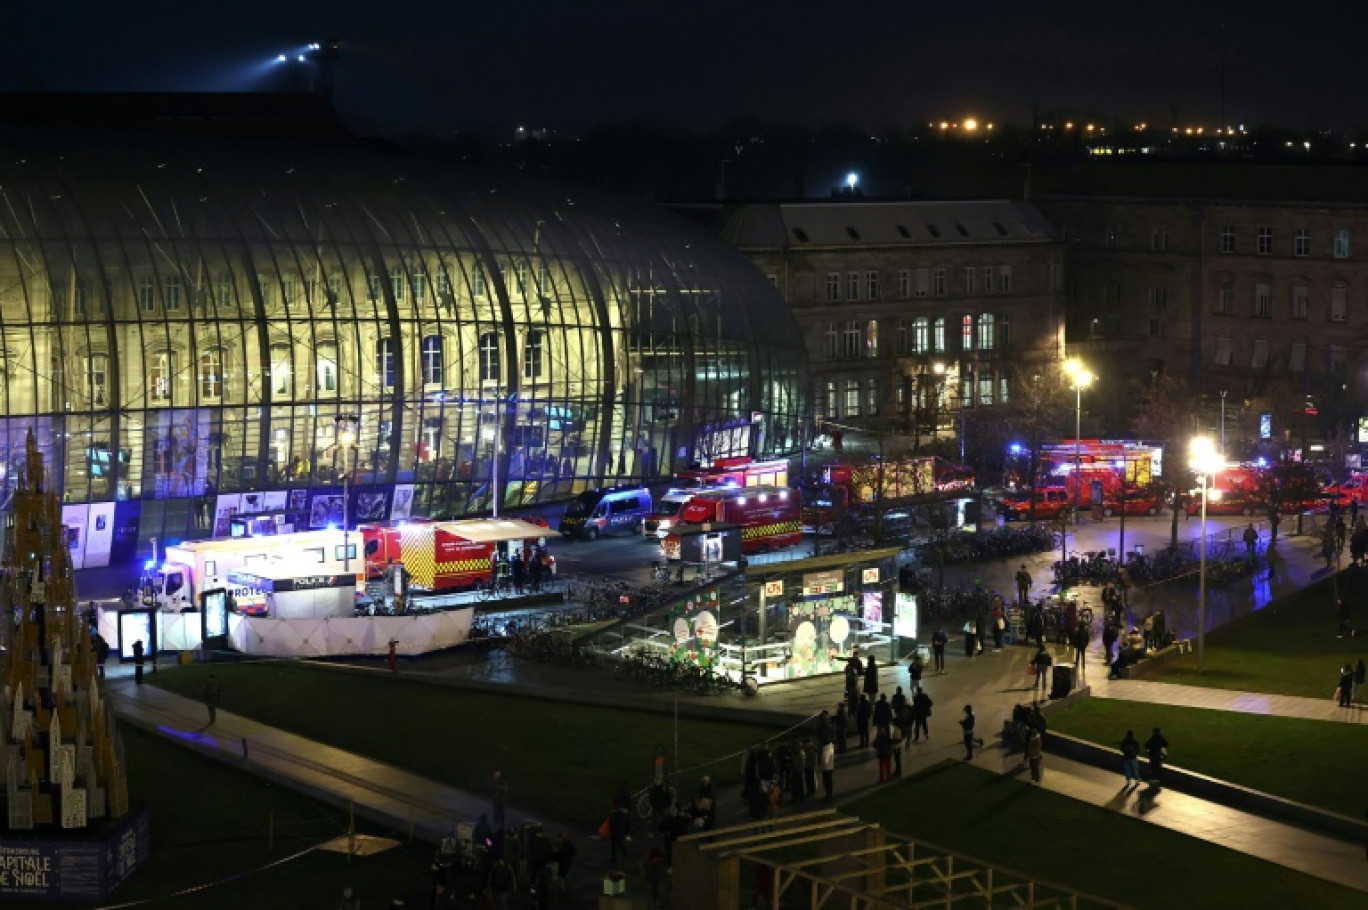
1063 359 1094 525
1189 436 1224 674
335 414 359 574
1219 390 1228 455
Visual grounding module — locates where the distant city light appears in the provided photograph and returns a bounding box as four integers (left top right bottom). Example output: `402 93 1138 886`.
963 118 978 131
276 54 287 63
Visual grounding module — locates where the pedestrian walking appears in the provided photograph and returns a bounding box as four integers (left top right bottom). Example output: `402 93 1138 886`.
1120 730 1141 785
931 627 948 672
992 604 1006 651
201 673 222 726
959 705 983 760
1243 523 1257 556
1015 564 1033 606
1145 728 1169 785
911 686 932 743
1102 622 1119 667
872 693 892 730
832 702 849 754
1337 662 1355 707
1027 602 1046 650
819 740 835 799
132 639 145 685
1024 729 1044 784
1071 624 1089 676
92 633 110 679
844 653 863 707
907 650 925 690
1031 645 1053 697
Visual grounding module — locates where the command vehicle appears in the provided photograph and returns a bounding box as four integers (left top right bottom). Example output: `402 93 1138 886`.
361 517 549 591
997 488 1073 521
662 485 802 558
140 530 357 616
676 457 789 489
802 456 972 531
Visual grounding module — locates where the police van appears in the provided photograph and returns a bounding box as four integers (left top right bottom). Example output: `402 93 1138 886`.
558 486 653 540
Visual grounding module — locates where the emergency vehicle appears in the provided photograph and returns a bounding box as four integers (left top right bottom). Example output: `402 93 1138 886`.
643 489 699 539
140 530 357 616
360 517 549 591
802 457 972 531
676 457 789 489
662 485 802 558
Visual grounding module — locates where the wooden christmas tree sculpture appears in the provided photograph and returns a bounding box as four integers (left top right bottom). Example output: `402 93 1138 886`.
1 430 129 832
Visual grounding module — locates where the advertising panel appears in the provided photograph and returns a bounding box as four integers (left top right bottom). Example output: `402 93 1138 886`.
84 502 116 568
893 592 918 639
60 505 89 569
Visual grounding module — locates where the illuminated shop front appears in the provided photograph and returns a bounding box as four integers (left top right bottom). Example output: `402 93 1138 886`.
0 115 810 566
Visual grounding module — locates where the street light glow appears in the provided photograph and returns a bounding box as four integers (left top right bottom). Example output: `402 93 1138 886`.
1189 434 1224 675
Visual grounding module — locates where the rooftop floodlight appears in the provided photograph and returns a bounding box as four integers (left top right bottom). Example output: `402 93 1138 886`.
297 54 306 62
276 54 287 63
846 172 859 189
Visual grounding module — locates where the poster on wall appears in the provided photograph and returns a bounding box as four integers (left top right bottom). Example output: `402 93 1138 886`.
309 494 344 529
667 586 720 666
861 591 883 627
355 489 390 522
892 592 918 639
391 484 415 520
60 505 90 569
84 503 116 568
213 494 243 537
262 491 288 511
110 501 142 565
288 489 307 512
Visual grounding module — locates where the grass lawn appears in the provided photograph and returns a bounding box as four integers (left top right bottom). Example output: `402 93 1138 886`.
846 761 1366 910
1144 572 1368 697
1048 698 1368 817
149 661 780 827
12 725 434 910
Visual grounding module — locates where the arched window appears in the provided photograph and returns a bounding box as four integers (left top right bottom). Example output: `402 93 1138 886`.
149 351 174 403
317 341 338 394
523 331 544 380
478 332 500 383
270 344 292 397
421 335 444 386
199 349 222 400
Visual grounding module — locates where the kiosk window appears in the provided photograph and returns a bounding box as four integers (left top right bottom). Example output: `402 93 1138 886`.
335 543 357 561
165 572 185 597
304 547 324 563
205 560 217 576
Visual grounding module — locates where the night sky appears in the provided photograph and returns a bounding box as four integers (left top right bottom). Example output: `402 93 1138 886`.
2 1 1362 134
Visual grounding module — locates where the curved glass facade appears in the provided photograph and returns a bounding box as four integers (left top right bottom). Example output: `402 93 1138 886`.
0 127 809 566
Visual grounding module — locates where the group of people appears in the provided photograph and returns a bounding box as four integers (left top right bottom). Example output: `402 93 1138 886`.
1119 727 1170 786
492 545 556 594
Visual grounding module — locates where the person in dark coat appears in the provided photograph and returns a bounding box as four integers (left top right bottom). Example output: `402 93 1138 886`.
132 639 145 685
832 703 849 753
1152 609 1168 649
1102 623 1119 666
931 627 948 672
844 653 863 707
1338 662 1356 707
872 693 892 729
863 656 880 697
1027 603 1046 650
1145 727 1169 784
1071 623 1090 675
959 705 983 760
814 709 833 745
1031 645 1053 697
911 687 933 743
855 694 873 748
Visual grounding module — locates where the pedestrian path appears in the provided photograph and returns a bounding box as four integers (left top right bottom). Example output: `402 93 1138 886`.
1087 674 1368 724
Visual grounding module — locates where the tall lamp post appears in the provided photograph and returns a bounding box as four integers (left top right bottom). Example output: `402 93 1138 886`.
335 414 359 574
1063 359 1094 525
483 389 502 518
1219 390 1228 455
1190 436 1224 674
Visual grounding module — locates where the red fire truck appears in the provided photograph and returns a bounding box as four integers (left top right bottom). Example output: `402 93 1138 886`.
662 485 802 558
676 457 789 489
360 517 549 591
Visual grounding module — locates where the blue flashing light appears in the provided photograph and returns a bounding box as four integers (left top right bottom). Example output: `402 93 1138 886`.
1008 443 1023 455
143 559 156 570
1256 457 1267 468
326 522 338 530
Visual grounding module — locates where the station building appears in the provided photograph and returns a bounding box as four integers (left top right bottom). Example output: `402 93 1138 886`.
0 95 810 566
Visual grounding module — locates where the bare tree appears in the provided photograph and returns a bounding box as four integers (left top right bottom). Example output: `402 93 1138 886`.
1004 366 1068 522
1128 373 1203 548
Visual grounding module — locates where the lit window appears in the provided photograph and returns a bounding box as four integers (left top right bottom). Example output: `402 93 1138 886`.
421 335 443 386
932 317 946 352
825 381 837 419
216 271 235 309
912 317 929 354
961 315 974 351
317 342 338 393
998 374 1011 404
865 319 879 358
978 373 994 406
976 314 996 350
866 378 879 415
199 349 222 400
844 379 861 417
270 345 293 397
149 351 173 402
